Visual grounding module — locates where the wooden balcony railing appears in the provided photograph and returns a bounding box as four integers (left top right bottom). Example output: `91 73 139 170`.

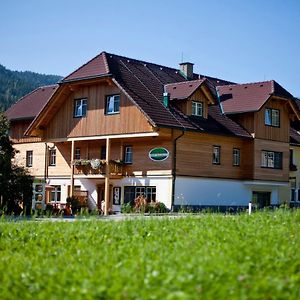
73 159 123 176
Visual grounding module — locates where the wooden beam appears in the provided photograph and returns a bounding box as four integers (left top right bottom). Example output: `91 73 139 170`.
70 140 75 197
104 137 111 215
67 131 159 142
201 85 215 105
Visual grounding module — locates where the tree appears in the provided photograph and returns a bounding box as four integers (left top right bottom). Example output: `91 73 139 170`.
0 112 33 215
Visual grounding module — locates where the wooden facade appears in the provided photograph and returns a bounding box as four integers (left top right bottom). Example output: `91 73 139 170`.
253 139 289 181
172 88 209 118
43 81 153 140
11 83 293 185
175 131 251 179
231 96 290 142
254 98 290 142
10 120 42 143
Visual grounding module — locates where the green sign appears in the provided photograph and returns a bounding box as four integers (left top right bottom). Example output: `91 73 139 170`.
149 147 169 161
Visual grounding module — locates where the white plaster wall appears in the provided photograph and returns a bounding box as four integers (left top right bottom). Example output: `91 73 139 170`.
77 179 98 209
48 178 70 203
174 177 284 206
47 178 98 209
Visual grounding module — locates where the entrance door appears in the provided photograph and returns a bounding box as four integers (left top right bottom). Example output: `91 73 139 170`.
97 185 105 210
252 192 271 208
97 184 113 211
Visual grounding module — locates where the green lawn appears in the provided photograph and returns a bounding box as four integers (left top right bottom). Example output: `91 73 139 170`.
0 210 299 300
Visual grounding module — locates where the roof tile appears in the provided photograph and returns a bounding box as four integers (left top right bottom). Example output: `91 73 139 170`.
218 80 293 114
5 85 58 121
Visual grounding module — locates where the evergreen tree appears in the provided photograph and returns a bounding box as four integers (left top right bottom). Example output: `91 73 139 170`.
0 113 33 215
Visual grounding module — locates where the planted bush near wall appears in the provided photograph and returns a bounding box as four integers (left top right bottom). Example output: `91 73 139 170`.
0 210 299 299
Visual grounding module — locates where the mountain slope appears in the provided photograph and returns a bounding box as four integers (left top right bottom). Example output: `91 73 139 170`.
0 64 62 111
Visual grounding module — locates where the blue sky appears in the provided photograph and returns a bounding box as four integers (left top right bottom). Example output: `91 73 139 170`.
1 0 299 96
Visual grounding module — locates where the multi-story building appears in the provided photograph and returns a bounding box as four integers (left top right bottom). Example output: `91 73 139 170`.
5 52 300 213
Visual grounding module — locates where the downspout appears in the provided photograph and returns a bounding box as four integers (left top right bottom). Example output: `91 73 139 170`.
171 129 185 211
44 143 48 181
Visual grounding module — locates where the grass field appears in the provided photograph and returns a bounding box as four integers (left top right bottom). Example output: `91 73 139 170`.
0 210 299 299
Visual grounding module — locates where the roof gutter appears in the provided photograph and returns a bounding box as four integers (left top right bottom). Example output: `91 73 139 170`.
61 73 113 84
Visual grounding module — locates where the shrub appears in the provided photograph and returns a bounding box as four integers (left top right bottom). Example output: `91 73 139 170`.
121 202 133 213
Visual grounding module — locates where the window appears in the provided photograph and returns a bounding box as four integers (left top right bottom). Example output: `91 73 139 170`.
265 108 280 127
106 95 120 115
100 146 106 160
124 186 157 204
212 146 221 165
49 149 56 166
50 186 61 202
192 101 203 117
26 150 33 167
74 98 87 117
74 148 81 160
233 148 240 166
261 150 282 169
124 146 133 164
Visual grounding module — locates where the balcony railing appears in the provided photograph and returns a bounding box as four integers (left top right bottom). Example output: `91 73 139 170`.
73 159 123 176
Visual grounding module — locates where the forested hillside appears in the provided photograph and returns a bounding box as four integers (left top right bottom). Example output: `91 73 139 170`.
0 64 62 111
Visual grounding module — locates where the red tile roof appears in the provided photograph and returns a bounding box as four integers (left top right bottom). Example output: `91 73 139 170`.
5 85 58 121
63 52 109 82
165 79 206 100
218 80 293 114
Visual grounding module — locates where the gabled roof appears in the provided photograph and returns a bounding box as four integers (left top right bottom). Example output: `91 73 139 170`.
26 52 252 138
5 85 58 121
63 52 110 82
218 80 294 114
165 79 206 100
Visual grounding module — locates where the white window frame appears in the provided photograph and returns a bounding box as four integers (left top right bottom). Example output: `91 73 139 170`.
75 148 81 160
213 146 220 165
233 148 240 166
191 101 203 117
134 186 156 202
50 185 61 203
124 146 133 164
106 95 120 115
261 150 282 169
26 150 33 167
49 149 56 166
74 98 87 117
146 187 156 202
265 108 280 127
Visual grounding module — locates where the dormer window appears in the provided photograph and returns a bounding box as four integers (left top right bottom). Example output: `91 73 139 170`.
192 101 203 117
106 95 120 115
265 108 280 127
74 98 87 118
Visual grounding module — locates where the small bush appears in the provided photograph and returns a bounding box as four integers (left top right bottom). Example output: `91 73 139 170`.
121 202 133 213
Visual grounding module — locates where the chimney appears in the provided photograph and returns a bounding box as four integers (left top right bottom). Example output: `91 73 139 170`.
179 62 194 80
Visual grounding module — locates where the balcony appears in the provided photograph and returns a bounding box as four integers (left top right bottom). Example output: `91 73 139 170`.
73 159 123 176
